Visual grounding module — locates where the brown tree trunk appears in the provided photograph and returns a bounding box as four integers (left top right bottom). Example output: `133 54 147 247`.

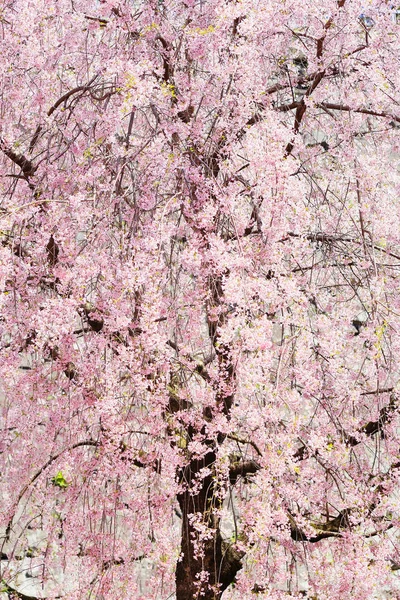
175 454 243 600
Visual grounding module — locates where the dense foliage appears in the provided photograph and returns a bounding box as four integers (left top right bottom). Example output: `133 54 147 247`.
1 0 400 598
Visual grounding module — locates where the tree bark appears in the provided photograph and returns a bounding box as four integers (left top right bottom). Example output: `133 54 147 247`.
175 454 243 600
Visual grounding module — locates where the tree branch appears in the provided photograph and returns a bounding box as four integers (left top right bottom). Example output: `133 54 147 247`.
229 459 261 484
227 434 263 457
29 74 101 152
1 581 62 600
0 138 36 177
290 509 350 543
283 231 400 263
5 440 98 541
293 394 398 461
316 102 400 124
347 394 398 447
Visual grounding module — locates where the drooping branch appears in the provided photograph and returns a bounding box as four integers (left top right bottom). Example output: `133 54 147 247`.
5 440 98 541
293 394 398 461
283 231 400 263
0 582 62 600
29 73 102 152
46 74 101 118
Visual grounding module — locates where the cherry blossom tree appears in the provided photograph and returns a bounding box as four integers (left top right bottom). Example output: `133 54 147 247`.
1 0 400 598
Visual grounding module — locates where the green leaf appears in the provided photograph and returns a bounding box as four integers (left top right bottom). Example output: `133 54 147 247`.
51 471 68 488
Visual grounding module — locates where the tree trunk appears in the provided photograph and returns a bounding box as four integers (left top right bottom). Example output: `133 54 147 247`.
175 454 243 600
